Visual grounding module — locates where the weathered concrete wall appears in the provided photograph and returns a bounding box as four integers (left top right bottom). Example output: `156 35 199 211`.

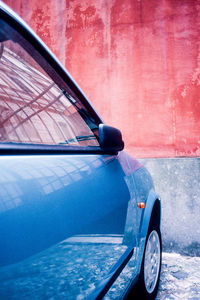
140 157 200 254
4 0 200 158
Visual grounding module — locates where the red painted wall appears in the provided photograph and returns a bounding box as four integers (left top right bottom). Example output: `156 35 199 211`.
4 0 200 158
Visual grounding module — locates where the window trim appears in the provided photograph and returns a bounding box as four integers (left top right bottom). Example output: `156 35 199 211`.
0 143 118 155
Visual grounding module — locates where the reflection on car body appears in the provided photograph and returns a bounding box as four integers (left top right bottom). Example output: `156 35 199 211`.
0 1 162 299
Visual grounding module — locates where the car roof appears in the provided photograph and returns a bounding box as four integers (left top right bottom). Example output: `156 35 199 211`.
0 0 103 124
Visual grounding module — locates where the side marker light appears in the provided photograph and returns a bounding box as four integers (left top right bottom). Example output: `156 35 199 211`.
137 202 145 209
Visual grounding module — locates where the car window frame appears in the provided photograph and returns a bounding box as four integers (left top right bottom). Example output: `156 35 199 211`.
0 4 109 155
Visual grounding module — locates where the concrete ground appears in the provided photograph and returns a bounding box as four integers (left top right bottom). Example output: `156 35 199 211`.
156 252 200 299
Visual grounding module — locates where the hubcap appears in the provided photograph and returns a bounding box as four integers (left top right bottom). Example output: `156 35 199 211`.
144 230 161 294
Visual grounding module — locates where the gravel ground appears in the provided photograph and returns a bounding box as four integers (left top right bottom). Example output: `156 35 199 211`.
156 252 200 299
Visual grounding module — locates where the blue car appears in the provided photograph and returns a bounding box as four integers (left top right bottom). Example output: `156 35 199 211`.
0 1 162 299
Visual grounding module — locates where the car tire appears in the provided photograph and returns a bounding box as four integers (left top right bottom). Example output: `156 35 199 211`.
128 223 162 300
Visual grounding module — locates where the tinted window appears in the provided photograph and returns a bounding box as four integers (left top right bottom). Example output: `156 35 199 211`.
0 20 99 147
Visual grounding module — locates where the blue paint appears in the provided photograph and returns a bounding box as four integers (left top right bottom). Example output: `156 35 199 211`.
0 153 158 298
0 155 130 265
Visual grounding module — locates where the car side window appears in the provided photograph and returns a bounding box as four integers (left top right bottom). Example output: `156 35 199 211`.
0 19 99 147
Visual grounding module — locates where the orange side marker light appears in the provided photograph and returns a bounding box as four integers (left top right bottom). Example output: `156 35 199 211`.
137 202 145 209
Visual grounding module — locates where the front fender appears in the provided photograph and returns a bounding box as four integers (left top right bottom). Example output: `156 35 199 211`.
140 189 161 238
135 189 161 274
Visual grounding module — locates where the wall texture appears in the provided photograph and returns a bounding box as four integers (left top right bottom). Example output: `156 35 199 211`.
141 157 200 255
4 0 200 158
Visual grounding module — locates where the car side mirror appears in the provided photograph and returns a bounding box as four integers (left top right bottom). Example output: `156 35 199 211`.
99 124 124 153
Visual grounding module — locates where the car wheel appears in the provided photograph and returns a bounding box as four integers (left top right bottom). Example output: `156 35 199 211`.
129 224 162 300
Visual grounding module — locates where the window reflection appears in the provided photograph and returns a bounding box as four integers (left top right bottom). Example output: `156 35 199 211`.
0 156 107 213
0 183 22 213
0 30 99 147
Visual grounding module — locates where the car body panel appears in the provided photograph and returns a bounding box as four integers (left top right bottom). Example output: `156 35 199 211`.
0 152 150 299
0 154 129 264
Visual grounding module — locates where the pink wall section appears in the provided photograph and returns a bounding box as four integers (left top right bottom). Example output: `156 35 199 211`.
4 0 200 158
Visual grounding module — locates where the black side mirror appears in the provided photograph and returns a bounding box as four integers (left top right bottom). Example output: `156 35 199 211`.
99 124 124 153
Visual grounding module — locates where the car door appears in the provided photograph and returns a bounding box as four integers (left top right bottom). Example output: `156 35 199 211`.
0 7 139 299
